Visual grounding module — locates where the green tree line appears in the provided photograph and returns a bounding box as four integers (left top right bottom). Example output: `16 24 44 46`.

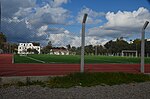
1 33 150 56
65 38 150 56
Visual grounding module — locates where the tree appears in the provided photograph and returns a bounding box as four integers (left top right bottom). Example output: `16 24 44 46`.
41 41 53 54
46 41 52 50
33 49 39 54
27 48 32 53
32 42 40 46
145 40 150 56
27 48 39 54
130 39 141 52
71 46 76 52
104 39 129 54
70 46 77 55
5 43 18 54
85 45 94 55
115 39 129 53
104 40 113 49
0 32 7 49
48 41 52 47
0 32 7 43
96 45 105 55
130 39 150 56
11 43 18 53
41 47 50 54
66 44 71 50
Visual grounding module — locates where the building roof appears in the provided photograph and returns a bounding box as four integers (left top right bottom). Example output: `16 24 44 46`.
19 43 40 46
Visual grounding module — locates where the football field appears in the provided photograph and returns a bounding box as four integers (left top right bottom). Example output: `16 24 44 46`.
14 54 150 64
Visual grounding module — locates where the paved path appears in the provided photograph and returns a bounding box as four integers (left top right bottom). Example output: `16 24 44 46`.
1 82 150 99
0 54 150 77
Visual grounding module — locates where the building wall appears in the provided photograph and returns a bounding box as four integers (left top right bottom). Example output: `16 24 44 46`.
18 43 40 54
50 49 69 55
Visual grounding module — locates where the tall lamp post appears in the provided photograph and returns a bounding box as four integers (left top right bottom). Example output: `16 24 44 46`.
80 13 88 73
141 21 149 73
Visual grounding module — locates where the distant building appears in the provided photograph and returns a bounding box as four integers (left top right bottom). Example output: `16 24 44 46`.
50 48 69 55
147 39 150 41
18 43 40 54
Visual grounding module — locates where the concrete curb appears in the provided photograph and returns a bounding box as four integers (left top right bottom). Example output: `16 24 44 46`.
144 73 150 75
0 76 55 85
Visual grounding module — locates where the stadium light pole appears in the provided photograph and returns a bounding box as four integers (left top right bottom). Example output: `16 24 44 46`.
141 21 149 73
80 13 88 73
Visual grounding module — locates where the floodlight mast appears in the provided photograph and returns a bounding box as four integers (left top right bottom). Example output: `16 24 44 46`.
82 14 88 23
80 13 88 73
141 21 149 73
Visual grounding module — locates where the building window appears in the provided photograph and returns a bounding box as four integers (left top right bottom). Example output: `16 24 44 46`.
20 47 21 49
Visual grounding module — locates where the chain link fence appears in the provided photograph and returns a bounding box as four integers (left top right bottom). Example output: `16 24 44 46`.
1 0 150 57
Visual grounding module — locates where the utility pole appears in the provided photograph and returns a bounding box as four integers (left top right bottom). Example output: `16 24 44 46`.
141 21 149 73
80 13 88 73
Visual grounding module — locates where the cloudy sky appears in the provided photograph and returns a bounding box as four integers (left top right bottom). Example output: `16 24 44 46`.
1 0 150 47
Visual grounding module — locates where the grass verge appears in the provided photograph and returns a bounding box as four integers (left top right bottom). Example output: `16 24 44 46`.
1 72 150 88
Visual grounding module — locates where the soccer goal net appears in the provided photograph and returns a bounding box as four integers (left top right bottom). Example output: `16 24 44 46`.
121 50 138 57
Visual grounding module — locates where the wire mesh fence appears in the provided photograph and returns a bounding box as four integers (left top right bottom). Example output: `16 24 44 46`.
1 0 150 78
1 0 150 57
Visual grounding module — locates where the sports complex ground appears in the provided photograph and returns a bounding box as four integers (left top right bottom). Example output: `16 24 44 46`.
0 54 150 77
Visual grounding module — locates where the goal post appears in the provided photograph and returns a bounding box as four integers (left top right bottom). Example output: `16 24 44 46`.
122 50 138 57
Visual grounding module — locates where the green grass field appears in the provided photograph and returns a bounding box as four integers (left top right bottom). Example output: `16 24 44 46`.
14 54 150 64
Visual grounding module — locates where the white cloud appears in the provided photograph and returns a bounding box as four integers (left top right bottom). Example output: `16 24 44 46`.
2 0 150 47
1 0 71 45
88 7 150 38
1 0 36 18
28 4 70 28
14 8 34 18
85 36 108 46
77 7 105 24
2 0 108 47
37 25 48 36
48 30 75 47
52 0 68 7
105 7 150 30
47 30 109 47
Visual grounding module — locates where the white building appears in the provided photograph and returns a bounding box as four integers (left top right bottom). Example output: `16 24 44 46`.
50 48 69 55
18 43 40 54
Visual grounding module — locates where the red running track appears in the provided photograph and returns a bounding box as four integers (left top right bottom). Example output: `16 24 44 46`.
0 54 150 77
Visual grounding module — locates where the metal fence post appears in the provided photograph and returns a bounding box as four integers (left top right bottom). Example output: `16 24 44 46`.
141 21 149 73
80 13 88 73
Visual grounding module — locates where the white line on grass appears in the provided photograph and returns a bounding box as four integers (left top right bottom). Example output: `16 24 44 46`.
25 56 45 63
